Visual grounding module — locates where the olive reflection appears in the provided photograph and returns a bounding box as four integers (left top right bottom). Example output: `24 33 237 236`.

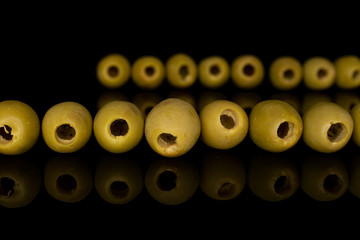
301 92 332 114
247 154 299 202
145 157 199 205
168 90 196 109
197 91 228 112
271 92 301 113
94 156 143 204
0 157 41 208
231 92 261 115
200 150 246 200
132 92 163 118
44 155 93 203
334 91 360 112
349 155 360 199
97 91 129 110
301 154 348 201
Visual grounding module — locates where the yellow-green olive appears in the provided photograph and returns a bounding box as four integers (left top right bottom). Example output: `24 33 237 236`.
301 155 348 201
249 100 303 152
269 56 303 90
200 100 248 149
0 100 40 155
145 98 201 157
351 104 360 147
303 56 336 90
199 56 230 88
335 55 360 89
93 101 144 153
96 54 131 89
166 53 197 88
132 56 165 89
42 102 93 153
231 55 264 89
303 102 354 153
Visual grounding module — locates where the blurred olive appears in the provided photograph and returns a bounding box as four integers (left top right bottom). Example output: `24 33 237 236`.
301 91 332 115
334 91 360 112
231 92 261 115
97 91 129 110
132 92 163 118
271 92 301 113
197 91 228 112
167 90 196 109
349 156 360 198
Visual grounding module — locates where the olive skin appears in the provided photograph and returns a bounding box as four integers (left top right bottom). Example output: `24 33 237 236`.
249 100 303 152
335 55 360 89
351 104 360 147
96 54 131 89
93 101 144 153
303 56 336 90
302 102 354 153
145 98 201 158
42 102 93 153
200 100 248 149
198 56 230 88
269 56 303 90
166 53 197 88
132 56 165 89
231 55 264 89
0 100 40 155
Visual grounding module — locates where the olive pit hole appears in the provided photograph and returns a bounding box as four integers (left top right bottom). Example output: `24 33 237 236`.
274 175 291 194
56 124 76 144
210 64 221 75
157 133 177 148
277 121 294 139
243 64 255 76
220 109 237 129
283 69 294 80
327 123 346 142
323 174 343 194
157 170 177 191
108 66 119 78
110 181 129 198
179 65 189 80
217 182 236 199
56 174 77 195
110 119 129 137
145 66 155 77
0 125 13 142
317 68 328 79
0 177 15 198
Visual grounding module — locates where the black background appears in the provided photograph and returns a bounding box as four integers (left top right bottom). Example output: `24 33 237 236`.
1 12 360 233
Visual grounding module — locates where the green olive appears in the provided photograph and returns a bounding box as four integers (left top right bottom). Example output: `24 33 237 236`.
301 155 348 201
0 100 40 155
351 104 360 147
200 150 246 200
301 92 332 114
303 102 354 153
249 100 303 152
94 156 143 204
247 154 299 202
96 54 131 89
349 156 360 199
199 56 230 88
231 55 264 89
132 56 165 89
44 155 93 203
335 55 360 89
166 53 197 88
145 157 199 205
145 98 201 157
0 158 41 208
93 101 144 153
42 102 93 153
303 56 336 90
269 56 303 90
200 100 248 149
334 91 360 112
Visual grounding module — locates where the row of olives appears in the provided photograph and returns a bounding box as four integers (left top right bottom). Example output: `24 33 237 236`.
97 54 360 90
0 97 359 156
1 153 359 208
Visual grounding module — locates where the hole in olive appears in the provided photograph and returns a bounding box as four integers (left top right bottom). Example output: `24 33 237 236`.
317 68 327 79
157 133 177 148
243 64 255 76
56 124 76 142
283 69 294 80
217 182 236 199
0 125 13 142
110 119 129 137
145 66 155 77
0 177 15 198
108 66 119 78
274 176 291 194
157 170 177 191
353 70 359 80
56 174 77 195
110 181 129 198
179 65 189 80
323 174 343 194
210 64 221 75
220 114 235 129
277 121 294 139
327 123 346 142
